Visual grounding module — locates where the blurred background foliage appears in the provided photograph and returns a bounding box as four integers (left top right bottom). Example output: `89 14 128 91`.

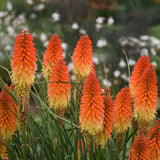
0 0 160 95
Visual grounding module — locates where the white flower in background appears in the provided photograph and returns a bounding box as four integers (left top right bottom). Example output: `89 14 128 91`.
6 1 12 11
140 35 149 41
152 61 157 67
6 45 12 51
52 12 60 22
32 32 36 37
71 23 79 30
101 88 104 92
71 75 76 81
41 0 45 2
79 29 86 35
139 42 147 47
103 79 112 87
119 37 128 46
128 59 136 66
34 4 45 11
95 23 102 30
113 70 121 78
26 0 33 5
149 37 160 46
43 41 49 47
35 73 43 79
30 13 37 19
68 62 73 72
40 33 47 42
96 17 104 24
7 26 14 35
96 39 107 48
121 73 129 82
141 48 148 56
104 67 110 73
119 59 126 68
107 17 114 26
0 11 8 18
63 51 66 58
92 57 99 65
150 48 157 56
62 42 68 51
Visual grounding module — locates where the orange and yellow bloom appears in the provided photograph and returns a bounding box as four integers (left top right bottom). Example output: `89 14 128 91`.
0 85 17 140
0 134 8 160
129 55 150 97
128 134 151 160
148 120 160 160
97 89 114 147
43 34 63 80
134 64 158 129
79 71 104 135
48 58 71 116
72 35 93 81
114 87 132 134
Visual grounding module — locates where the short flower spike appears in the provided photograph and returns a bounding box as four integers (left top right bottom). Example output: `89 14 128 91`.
128 134 151 160
0 85 17 140
72 35 93 81
43 34 63 80
0 134 8 160
148 120 160 160
97 89 114 147
129 55 150 97
114 87 132 134
79 71 104 135
11 31 37 99
134 64 158 129
48 59 71 116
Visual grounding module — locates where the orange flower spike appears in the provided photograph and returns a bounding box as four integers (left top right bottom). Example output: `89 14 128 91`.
79 71 104 136
48 59 71 114
134 64 158 129
0 134 8 160
0 85 17 140
11 31 37 94
129 55 150 97
128 134 151 160
97 89 114 147
72 35 93 81
148 120 160 160
114 87 132 134
43 34 63 80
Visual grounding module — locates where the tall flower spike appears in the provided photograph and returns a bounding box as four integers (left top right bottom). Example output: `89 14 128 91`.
43 34 63 80
134 64 158 130
128 134 151 160
148 120 160 160
129 55 150 97
72 35 93 81
114 87 132 134
0 85 17 140
11 31 36 124
97 89 114 148
48 59 71 119
79 71 104 136
0 134 8 160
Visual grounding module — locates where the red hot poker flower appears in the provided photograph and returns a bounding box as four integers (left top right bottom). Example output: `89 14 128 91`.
79 71 104 136
0 133 8 160
129 55 150 97
114 87 132 134
0 84 17 140
134 64 158 129
11 31 37 94
148 120 160 160
43 34 63 80
128 134 151 160
48 59 71 117
97 89 114 147
72 35 93 81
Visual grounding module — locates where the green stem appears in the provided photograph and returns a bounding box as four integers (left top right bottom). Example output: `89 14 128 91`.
22 117 27 160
